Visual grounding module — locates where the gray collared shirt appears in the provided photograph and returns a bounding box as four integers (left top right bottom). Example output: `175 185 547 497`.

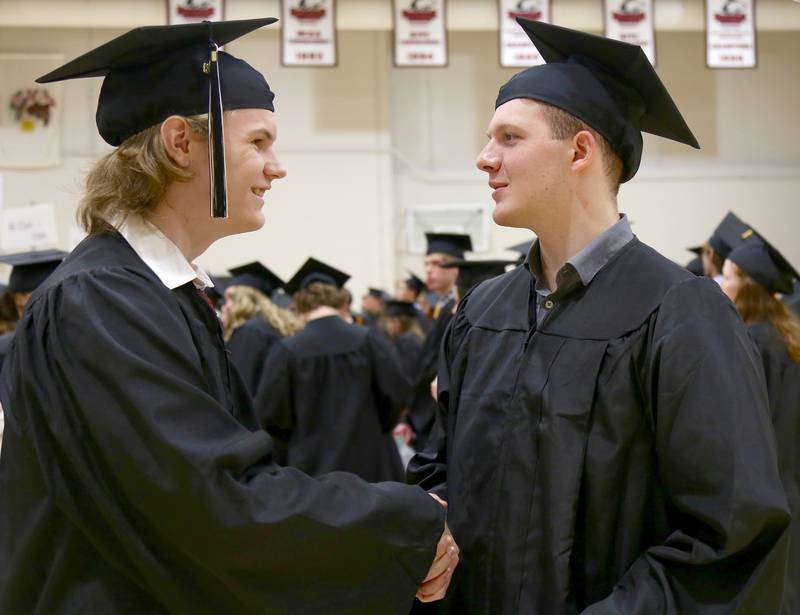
526 214 634 324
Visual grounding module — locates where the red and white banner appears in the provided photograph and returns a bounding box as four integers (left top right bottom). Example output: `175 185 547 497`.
497 0 551 68
393 0 448 67
167 0 224 25
281 0 337 67
603 0 656 65
705 0 757 68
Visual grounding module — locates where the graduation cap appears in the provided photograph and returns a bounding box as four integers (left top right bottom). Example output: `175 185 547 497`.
496 19 699 183
36 18 278 219
367 287 387 300
284 258 350 297
228 261 284 296
0 249 68 294
384 300 418 319
405 272 427 295
507 238 535 264
687 245 703 257
425 233 473 259
205 274 231 305
709 212 755 260
728 236 799 296
442 259 515 295
685 256 704 277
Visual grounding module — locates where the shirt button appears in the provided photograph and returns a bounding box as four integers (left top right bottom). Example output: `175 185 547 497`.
544 299 554 309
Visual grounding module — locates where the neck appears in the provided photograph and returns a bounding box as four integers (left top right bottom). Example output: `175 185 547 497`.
148 193 214 262
305 305 340 322
534 195 618 291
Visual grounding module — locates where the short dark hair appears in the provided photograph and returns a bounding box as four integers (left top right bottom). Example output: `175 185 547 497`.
539 102 623 196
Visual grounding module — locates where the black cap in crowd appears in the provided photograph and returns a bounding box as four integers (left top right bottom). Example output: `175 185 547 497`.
228 261 284 297
0 249 68 294
284 257 350 296
425 233 473 259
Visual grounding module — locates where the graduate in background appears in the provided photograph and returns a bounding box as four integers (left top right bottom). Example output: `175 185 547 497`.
360 287 386 328
256 258 411 483
381 299 427 385
407 233 472 450
222 261 301 397
0 249 67 371
0 20 457 613
721 236 800 615
396 272 432 334
408 19 788 613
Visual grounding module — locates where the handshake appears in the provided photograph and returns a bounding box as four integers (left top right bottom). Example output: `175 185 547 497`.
417 493 460 603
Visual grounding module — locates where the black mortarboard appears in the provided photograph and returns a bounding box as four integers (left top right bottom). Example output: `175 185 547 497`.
284 258 350 297
205 274 230 306
425 233 473 259
384 300 418 319
442 259 515 295
728 237 799 296
367 287 387 300
687 245 703 256
685 256 704 277
37 18 278 219
507 239 535 264
0 249 68 293
228 261 284 296
405 272 427 295
496 19 699 183
709 212 755 260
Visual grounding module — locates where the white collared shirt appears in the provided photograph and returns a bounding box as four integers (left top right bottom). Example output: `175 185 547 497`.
116 216 213 291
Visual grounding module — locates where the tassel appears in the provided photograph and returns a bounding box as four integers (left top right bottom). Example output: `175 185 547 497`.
207 43 228 218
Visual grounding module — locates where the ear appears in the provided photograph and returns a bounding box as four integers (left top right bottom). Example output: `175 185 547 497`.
570 129 597 175
160 116 196 168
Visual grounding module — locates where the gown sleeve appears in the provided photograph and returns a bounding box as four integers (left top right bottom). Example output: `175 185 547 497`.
8 268 444 614
583 277 791 614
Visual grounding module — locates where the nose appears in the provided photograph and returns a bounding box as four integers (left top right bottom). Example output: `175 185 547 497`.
264 150 287 181
476 142 500 174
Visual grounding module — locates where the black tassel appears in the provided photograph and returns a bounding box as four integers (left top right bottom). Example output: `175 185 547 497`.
208 43 227 218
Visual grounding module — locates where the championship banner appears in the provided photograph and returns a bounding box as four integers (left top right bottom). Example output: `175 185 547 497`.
281 0 337 67
167 0 224 25
705 0 757 68
393 0 448 67
497 0 551 68
603 0 656 65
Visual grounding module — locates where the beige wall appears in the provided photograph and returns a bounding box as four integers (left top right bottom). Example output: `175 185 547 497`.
1 0 799 302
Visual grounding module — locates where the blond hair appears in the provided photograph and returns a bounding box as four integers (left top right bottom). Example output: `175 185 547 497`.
223 285 303 341
730 262 800 363
78 115 208 234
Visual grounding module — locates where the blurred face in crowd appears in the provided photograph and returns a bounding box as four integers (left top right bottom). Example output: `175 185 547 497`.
395 281 417 302
424 253 458 295
720 259 744 302
361 294 382 315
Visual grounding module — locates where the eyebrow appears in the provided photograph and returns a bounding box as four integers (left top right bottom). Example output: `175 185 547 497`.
247 128 275 141
486 123 521 138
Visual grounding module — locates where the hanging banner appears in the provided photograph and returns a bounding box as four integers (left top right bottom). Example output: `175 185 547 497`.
167 0 224 25
497 0 551 68
705 0 757 68
603 0 656 65
0 54 63 170
393 0 448 67
281 0 337 67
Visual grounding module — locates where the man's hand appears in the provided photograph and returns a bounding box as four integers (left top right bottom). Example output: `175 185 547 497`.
393 422 414 445
417 496 458 603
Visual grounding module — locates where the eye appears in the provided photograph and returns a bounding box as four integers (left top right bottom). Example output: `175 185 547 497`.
504 132 518 142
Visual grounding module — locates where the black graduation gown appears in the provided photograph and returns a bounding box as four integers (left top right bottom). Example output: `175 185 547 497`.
395 331 424 385
408 238 790 614
748 321 800 615
407 300 454 450
255 315 410 482
0 331 14 374
226 315 282 397
0 231 444 615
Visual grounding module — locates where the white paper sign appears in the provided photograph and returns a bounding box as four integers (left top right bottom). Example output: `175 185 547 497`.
498 0 551 68
706 0 757 68
281 0 338 66
0 204 58 252
604 0 656 65
393 0 448 67
167 0 224 25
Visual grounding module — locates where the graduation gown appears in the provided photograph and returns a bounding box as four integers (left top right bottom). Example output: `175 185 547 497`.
226 315 283 397
255 315 410 482
408 238 790 614
0 331 13 374
407 300 454 450
395 331 424 385
0 231 444 614
748 321 800 615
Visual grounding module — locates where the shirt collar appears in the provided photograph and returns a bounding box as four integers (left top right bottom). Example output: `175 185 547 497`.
116 216 213 291
527 214 634 295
